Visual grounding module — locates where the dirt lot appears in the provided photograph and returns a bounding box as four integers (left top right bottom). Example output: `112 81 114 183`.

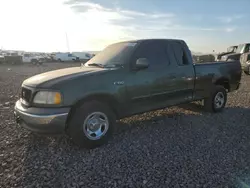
0 63 250 188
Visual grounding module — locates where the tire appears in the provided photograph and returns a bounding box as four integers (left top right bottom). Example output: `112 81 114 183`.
204 85 227 113
31 60 37 65
244 67 250 75
67 101 116 149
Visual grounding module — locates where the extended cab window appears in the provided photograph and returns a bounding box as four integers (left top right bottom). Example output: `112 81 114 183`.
132 41 169 68
167 42 189 66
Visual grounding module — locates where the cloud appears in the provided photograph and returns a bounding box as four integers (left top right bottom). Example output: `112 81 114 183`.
218 15 244 23
66 1 176 20
64 0 240 34
62 0 240 52
71 1 106 10
225 27 236 32
63 0 177 40
118 9 147 17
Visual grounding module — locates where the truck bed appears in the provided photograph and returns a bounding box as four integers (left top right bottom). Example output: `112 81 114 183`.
193 60 242 99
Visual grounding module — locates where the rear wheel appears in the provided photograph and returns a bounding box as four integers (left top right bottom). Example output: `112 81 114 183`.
67 101 116 149
204 85 227 113
31 59 37 65
244 65 250 75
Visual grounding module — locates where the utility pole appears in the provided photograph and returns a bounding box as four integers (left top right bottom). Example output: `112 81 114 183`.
65 32 70 53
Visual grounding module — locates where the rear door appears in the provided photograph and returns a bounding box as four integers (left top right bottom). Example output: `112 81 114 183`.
164 41 195 103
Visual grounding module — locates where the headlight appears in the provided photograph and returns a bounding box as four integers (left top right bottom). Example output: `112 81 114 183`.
33 91 62 104
222 56 228 61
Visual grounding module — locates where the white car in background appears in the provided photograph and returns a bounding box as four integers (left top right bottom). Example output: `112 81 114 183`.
72 52 93 62
22 53 44 64
55 53 79 62
0 54 5 63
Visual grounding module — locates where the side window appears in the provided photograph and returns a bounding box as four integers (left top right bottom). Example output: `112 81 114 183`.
68 54 72 57
167 42 189 66
132 41 169 68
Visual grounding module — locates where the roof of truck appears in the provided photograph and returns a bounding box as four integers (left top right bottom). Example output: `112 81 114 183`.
124 38 185 43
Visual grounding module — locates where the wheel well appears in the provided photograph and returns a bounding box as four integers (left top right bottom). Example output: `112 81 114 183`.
65 94 120 127
214 78 230 91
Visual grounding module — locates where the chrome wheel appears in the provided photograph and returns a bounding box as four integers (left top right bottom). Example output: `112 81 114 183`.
83 112 109 140
214 92 225 109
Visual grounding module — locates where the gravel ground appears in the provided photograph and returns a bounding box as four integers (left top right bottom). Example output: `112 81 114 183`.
0 63 250 188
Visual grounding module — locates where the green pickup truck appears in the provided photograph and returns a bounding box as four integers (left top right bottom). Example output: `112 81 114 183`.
14 39 242 148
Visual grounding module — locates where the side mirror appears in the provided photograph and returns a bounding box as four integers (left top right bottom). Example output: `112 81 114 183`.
135 58 149 70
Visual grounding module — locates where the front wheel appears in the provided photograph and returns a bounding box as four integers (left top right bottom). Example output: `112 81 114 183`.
67 101 116 149
244 71 249 75
204 85 227 113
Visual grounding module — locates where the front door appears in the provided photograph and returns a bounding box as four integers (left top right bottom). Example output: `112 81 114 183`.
161 41 195 104
125 40 176 113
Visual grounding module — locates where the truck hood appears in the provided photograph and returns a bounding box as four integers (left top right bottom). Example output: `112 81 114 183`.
23 66 109 88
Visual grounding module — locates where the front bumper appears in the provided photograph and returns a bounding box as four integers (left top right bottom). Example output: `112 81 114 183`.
14 100 70 134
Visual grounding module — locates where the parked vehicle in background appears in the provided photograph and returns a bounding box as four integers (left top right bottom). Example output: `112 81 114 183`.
72 52 93 62
0 54 5 63
40 53 54 62
216 45 238 61
50 53 56 61
4 52 23 64
240 51 250 75
55 53 80 62
22 53 44 64
221 43 250 61
14 39 242 148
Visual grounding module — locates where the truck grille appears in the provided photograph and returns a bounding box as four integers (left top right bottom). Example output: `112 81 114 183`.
21 87 32 104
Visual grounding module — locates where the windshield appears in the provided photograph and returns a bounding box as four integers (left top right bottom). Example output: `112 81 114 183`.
85 42 137 68
236 44 245 53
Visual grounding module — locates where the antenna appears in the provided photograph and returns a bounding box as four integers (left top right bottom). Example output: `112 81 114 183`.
65 32 70 53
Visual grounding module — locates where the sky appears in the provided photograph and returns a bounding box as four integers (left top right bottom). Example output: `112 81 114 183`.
0 0 249 53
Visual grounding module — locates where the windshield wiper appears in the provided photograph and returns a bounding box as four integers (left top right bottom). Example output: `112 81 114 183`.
87 63 104 68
